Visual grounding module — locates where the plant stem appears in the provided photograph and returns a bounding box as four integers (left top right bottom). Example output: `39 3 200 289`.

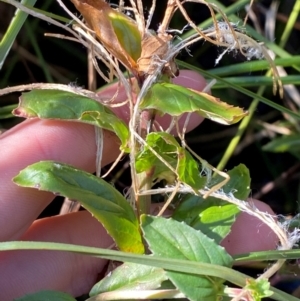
131 109 154 218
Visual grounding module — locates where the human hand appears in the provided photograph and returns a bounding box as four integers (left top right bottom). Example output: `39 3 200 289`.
0 71 278 300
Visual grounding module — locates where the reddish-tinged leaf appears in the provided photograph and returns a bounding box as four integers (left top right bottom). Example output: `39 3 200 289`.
70 0 141 72
13 89 129 151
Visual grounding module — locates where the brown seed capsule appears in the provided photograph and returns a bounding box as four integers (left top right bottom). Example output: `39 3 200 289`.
137 32 179 77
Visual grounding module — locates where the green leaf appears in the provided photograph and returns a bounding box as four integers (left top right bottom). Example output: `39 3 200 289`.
13 161 144 254
177 145 206 190
90 262 167 296
135 132 206 190
13 89 129 151
245 279 273 301
179 64 300 121
141 215 233 301
108 11 142 62
173 165 250 243
263 134 300 153
172 196 240 243
14 290 76 301
135 132 178 182
209 164 251 200
140 83 247 125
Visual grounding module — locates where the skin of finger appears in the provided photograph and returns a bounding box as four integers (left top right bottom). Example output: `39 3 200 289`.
0 119 120 241
0 211 113 301
0 70 205 242
220 199 279 255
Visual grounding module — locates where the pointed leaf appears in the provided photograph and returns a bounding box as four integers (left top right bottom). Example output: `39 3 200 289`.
14 290 76 301
13 89 129 151
176 146 206 190
209 164 251 200
13 161 144 254
140 83 247 125
90 262 167 296
135 132 206 190
108 11 141 62
70 0 141 72
141 215 233 301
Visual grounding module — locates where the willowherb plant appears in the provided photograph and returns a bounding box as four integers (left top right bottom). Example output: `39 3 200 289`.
0 1 296 301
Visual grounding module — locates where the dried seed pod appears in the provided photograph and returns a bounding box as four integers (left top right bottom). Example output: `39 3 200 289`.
70 0 180 81
137 32 179 77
